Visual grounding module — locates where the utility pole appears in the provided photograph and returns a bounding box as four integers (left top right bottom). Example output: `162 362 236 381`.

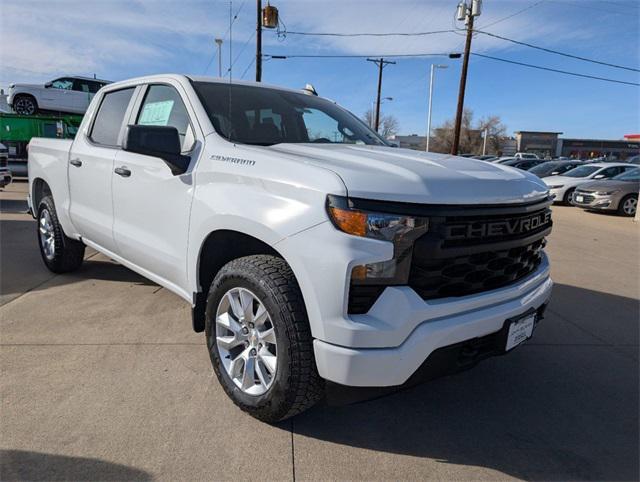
215 38 223 77
256 0 262 82
452 0 482 155
367 58 396 132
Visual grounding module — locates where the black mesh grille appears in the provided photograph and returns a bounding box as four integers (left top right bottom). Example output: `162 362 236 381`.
0 157 7 169
574 193 595 204
409 238 545 300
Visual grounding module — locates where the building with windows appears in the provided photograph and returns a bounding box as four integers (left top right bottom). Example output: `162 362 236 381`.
515 131 640 160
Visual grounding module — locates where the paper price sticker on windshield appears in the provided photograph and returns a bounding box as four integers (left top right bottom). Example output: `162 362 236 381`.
139 100 174 126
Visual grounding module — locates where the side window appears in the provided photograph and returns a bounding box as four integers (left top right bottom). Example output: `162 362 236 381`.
73 79 91 93
51 78 74 90
136 84 195 152
601 167 619 178
90 88 135 146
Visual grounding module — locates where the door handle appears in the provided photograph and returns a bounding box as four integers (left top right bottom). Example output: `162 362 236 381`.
69 158 82 167
114 166 131 178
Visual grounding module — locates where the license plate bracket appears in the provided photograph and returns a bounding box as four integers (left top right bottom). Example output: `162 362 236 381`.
505 310 536 351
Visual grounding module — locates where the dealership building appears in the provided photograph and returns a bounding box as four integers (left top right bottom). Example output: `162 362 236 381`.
515 131 640 160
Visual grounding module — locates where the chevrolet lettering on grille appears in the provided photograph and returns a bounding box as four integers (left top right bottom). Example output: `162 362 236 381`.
446 210 552 240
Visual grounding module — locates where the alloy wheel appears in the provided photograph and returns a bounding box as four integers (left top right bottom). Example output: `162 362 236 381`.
622 197 637 216
14 97 35 115
215 287 277 396
39 209 56 260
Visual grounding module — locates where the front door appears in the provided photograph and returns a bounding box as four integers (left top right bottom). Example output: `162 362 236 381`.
112 83 198 292
42 78 77 113
68 87 136 254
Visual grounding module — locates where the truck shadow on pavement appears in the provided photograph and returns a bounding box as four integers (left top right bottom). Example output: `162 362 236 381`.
290 283 639 481
1 450 152 481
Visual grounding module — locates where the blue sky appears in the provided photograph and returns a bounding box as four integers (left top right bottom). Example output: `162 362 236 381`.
1 0 638 139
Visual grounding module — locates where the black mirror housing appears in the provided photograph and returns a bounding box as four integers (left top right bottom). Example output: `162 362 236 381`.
123 125 190 175
44 82 52 88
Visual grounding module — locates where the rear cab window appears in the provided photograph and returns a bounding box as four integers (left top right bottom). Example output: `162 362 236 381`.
89 88 136 147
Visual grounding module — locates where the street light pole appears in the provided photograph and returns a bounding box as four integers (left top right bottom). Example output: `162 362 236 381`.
426 64 447 152
451 0 482 155
482 128 488 155
215 38 223 77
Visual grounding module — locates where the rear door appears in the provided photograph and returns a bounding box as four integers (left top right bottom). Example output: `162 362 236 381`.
111 82 199 292
68 87 137 253
71 78 94 113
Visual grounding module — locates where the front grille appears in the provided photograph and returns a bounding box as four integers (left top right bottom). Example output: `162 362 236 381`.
409 238 545 299
574 192 595 204
0 155 7 169
346 197 552 314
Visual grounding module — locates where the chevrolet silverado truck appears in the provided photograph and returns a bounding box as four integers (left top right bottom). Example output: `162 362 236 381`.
28 74 553 422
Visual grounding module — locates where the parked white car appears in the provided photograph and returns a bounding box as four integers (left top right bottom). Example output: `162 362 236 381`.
544 162 637 204
8 76 111 115
514 152 540 160
27 74 553 422
0 142 12 188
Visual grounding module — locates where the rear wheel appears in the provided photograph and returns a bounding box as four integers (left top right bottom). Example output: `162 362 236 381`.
618 194 638 217
13 95 38 115
37 195 85 273
205 255 322 422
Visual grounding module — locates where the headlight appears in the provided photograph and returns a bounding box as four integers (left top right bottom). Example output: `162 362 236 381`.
594 190 618 196
326 195 428 283
547 184 564 189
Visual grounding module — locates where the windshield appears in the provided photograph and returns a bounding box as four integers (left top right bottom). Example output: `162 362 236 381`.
613 168 640 181
192 81 387 147
563 165 600 178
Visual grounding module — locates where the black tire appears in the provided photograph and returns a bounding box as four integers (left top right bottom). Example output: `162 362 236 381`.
37 195 85 273
205 255 323 422
13 95 38 116
617 194 638 217
563 188 575 205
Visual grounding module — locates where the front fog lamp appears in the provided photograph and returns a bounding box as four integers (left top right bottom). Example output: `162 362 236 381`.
326 195 428 284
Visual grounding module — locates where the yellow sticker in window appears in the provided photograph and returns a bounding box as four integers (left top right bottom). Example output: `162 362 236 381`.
139 100 174 126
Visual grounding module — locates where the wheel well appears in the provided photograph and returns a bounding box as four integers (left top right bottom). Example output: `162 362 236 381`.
13 93 38 106
32 178 51 211
192 230 281 332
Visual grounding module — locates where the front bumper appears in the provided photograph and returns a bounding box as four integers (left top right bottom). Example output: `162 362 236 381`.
314 256 552 387
572 191 619 211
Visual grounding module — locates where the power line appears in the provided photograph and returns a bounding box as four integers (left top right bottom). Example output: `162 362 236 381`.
475 30 640 72
264 52 457 59
268 29 455 37
202 0 247 74
263 51 639 86
472 52 639 86
241 57 256 79
229 31 256 72
477 0 546 29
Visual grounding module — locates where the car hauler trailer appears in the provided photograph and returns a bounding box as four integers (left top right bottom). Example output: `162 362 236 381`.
0 112 83 176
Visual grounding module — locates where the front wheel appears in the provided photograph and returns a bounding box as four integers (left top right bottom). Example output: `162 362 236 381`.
37 195 85 273
618 194 638 217
205 255 322 422
563 188 575 205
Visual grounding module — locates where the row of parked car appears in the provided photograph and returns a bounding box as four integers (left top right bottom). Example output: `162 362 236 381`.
480 155 639 217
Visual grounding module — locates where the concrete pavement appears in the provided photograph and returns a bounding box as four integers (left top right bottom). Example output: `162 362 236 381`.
1 180 638 480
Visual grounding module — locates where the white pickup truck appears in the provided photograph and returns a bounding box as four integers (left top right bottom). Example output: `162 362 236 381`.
28 74 553 422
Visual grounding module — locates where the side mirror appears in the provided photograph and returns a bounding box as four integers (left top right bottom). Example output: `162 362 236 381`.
593 174 606 179
44 81 52 88
123 125 190 175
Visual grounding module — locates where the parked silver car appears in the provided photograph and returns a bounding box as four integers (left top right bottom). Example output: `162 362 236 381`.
572 168 639 216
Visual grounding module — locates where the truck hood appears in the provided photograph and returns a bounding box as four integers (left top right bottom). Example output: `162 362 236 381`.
268 144 549 205
9 83 43 90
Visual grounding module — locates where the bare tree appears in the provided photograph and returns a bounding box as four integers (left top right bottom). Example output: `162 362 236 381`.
430 109 506 155
363 108 400 138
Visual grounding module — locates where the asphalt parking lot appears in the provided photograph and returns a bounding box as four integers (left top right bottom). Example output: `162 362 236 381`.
1 180 638 481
